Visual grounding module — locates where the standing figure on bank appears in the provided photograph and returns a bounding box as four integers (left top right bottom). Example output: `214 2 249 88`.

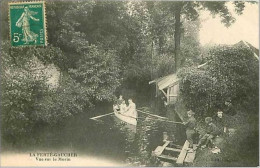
197 117 221 149
183 110 196 153
126 99 137 118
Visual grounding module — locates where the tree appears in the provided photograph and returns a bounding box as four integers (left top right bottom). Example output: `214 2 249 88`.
170 1 252 71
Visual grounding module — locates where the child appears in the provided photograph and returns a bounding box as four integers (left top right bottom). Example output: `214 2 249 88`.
214 109 228 134
197 117 221 149
183 110 196 153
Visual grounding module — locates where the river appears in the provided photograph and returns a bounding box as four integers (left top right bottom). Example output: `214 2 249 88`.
2 102 186 166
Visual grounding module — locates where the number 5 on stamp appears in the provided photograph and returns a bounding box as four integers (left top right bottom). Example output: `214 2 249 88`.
9 1 47 46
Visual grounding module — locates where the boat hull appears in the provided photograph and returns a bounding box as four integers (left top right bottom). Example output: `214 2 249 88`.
114 111 137 126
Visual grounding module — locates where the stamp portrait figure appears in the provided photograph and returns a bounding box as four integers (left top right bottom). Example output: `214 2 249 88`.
16 6 39 44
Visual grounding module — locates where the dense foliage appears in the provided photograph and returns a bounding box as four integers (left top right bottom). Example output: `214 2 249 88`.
178 44 259 117
1 42 50 144
178 43 259 166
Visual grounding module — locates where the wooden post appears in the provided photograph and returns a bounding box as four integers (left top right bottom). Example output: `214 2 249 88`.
167 87 169 105
156 83 158 97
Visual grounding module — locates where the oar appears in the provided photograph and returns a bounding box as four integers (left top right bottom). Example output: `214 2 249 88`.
90 112 114 120
137 109 167 119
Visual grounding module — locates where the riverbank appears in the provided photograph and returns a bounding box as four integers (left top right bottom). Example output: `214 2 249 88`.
193 110 258 167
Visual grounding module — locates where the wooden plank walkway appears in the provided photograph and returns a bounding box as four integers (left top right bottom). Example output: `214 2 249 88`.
184 144 197 165
153 140 197 166
165 147 181 153
176 140 189 165
158 154 177 162
153 141 171 156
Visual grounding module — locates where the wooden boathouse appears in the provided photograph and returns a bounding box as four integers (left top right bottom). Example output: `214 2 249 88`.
149 73 179 105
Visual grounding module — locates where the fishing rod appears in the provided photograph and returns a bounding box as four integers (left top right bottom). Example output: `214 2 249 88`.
138 106 149 110
156 118 184 124
136 109 183 124
136 109 168 119
143 115 183 124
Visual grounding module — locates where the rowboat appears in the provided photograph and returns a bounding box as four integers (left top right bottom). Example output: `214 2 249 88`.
114 110 137 126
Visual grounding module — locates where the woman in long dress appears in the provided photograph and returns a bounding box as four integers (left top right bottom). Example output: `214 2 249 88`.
16 6 39 44
126 99 137 118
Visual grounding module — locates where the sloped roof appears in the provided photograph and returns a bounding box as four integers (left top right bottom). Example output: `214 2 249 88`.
235 40 259 60
149 73 179 90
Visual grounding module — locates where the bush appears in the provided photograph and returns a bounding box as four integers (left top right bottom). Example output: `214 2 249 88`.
1 68 50 145
178 44 259 117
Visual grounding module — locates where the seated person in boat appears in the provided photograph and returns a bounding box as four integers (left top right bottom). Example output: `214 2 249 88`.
113 95 124 112
120 100 127 113
197 117 221 149
125 99 137 118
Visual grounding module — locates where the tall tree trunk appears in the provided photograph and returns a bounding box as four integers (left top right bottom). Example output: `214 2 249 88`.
158 35 163 54
174 4 182 72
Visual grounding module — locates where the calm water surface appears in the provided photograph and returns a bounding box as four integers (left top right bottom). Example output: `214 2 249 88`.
12 103 186 166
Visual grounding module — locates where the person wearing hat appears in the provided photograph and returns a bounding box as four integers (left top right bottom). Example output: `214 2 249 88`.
214 109 228 134
224 99 236 115
197 117 221 149
183 110 196 153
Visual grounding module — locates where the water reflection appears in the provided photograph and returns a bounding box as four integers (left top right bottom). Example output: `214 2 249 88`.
5 107 186 166
98 112 186 166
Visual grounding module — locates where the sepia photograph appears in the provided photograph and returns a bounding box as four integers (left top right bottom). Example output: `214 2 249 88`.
0 0 259 167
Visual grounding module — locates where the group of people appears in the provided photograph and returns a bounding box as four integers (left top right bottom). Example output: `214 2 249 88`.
183 109 228 153
113 95 229 153
113 95 137 118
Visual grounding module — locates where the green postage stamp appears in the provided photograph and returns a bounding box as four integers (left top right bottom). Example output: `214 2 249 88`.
9 1 47 46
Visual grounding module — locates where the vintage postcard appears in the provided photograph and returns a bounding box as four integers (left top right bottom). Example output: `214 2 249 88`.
0 0 259 167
